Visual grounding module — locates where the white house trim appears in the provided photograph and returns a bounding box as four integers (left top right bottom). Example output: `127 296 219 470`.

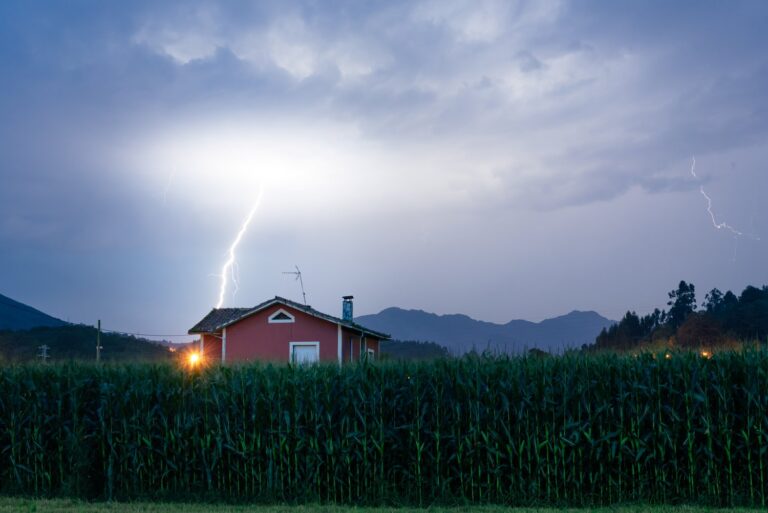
222 327 227 363
214 297 387 339
289 341 320 364
268 308 295 323
337 324 342 365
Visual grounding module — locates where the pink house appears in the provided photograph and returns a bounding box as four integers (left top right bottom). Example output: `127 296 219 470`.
188 296 390 364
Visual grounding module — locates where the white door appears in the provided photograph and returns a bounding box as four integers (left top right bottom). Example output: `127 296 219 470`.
291 343 319 364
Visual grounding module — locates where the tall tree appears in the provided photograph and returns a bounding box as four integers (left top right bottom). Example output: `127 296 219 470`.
703 288 724 313
639 308 664 334
666 280 696 329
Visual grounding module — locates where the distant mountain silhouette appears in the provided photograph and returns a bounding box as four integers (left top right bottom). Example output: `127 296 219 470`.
0 293 68 331
356 308 615 354
0 293 180 362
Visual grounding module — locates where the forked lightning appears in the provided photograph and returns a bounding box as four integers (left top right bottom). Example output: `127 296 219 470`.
216 188 264 308
690 156 746 237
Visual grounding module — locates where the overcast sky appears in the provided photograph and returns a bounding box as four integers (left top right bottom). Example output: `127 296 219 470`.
2 0 767 338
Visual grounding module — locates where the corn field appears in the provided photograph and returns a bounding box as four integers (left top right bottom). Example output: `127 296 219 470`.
0 351 766 506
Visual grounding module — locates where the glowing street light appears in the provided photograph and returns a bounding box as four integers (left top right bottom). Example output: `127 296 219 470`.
187 352 202 367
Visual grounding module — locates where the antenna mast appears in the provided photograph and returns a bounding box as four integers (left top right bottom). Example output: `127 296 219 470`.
282 265 307 305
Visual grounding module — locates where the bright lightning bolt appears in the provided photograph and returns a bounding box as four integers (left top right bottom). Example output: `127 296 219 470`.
689 156 747 237
230 261 241 300
216 188 264 309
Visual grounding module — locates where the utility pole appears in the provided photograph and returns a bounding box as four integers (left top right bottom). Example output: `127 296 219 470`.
96 320 102 362
38 344 50 363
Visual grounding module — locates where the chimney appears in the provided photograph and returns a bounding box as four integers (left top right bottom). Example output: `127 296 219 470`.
342 296 354 322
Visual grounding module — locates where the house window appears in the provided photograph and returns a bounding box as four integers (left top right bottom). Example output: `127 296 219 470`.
268 309 295 323
289 342 319 364
367 348 375 360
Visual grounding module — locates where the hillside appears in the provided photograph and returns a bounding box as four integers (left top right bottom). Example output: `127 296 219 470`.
357 308 614 354
380 340 451 360
0 324 175 362
0 293 68 330
0 292 177 362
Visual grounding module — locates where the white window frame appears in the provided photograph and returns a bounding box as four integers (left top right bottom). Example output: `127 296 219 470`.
289 341 320 364
268 308 295 324
367 348 375 360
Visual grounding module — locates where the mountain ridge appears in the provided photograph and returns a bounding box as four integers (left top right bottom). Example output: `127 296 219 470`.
0 293 176 362
0 293 68 331
1 291 614 356
357 307 614 354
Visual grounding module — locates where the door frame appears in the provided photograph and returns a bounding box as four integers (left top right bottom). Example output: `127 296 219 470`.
289 341 320 364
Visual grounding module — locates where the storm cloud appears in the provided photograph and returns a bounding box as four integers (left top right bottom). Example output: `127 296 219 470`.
1 0 767 336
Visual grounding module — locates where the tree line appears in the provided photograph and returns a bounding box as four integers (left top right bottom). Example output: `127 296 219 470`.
591 281 768 350
0 324 176 362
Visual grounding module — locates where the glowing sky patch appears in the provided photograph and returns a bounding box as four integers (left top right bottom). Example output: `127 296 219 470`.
0 0 766 336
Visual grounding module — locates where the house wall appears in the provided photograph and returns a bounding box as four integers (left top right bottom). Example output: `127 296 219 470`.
368 337 380 358
200 333 222 362
341 327 380 362
223 304 339 363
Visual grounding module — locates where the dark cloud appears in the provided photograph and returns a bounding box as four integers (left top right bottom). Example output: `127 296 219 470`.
515 51 544 72
1 0 767 331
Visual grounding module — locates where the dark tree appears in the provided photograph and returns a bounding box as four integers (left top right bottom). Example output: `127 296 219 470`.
739 285 766 304
730 286 768 340
676 312 724 348
593 309 662 350
703 288 724 313
666 281 696 329
588 281 768 351
640 308 663 334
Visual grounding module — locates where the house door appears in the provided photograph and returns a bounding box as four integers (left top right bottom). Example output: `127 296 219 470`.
290 342 319 364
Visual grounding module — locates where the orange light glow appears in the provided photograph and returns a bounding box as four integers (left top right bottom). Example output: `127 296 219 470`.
700 350 712 359
188 352 202 367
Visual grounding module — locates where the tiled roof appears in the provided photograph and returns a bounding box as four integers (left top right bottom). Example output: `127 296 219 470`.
188 296 390 339
188 308 250 334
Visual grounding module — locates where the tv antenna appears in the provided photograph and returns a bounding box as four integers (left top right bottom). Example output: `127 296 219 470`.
282 265 307 305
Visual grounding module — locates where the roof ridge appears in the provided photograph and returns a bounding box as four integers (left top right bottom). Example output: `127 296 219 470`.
189 296 390 339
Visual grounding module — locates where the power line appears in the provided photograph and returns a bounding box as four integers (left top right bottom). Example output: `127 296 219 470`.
101 328 192 338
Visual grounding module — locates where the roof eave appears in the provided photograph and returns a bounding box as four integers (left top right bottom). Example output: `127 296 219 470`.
192 296 392 339
216 298 283 331
340 322 391 340
188 328 220 335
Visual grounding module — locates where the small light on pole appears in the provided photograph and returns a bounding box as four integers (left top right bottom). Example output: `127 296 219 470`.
187 351 202 368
